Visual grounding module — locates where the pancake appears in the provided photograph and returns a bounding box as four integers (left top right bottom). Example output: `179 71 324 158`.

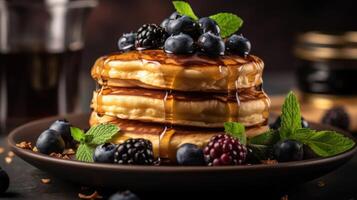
90 112 269 161
91 50 264 92
91 87 270 128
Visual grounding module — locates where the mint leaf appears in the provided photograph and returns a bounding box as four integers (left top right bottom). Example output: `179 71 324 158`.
247 144 273 161
173 1 198 20
86 124 120 145
76 144 94 162
210 13 243 38
224 122 246 145
70 127 85 143
290 129 355 157
280 92 302 139
249 130 280 146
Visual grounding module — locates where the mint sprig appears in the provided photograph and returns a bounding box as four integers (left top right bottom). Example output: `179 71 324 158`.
71 124 120 162
172 1 243 38
209 13 243 38
224 122 246 145
280 91 302 139
173 1 198 20
249 130 279 146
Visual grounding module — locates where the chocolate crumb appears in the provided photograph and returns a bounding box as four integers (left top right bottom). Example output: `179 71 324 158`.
317 180 326 187
281 195 289 200
64 148 76 155
0 147 4 154
7 151 15 157
16 141 33 150
41 178 51 184
261 159 278 165
78 191 103 199
5 157 12 164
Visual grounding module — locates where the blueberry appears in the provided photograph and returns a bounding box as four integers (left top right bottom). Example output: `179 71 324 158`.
164 33 194 54
160 18 170 31
176 143 205 166
49 119 72 146
273 139 304 162
169 12 181 20
197 32 225 56
36 129 65 155
118 32 137 51
0 168 9 194
167 15 200 39
270 116 309 130
93 143 117 163
109 190 140 200
198 17 220 35
321 106 350 130
226 34 251 56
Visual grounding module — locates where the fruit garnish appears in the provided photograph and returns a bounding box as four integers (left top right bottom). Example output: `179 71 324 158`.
70 124 119 162
321 106 350 130
135 24 167 50
36 129 65 155
273 139 304 162
93 143 117 163
172 1 243 38
176 143 205 166
114 138 154 165
204 134 247 166
249 91 355 158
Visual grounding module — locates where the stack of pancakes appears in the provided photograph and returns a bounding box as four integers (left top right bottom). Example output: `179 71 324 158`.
90 50 270 161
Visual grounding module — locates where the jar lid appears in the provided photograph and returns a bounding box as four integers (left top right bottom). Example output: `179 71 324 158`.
294 31 357 60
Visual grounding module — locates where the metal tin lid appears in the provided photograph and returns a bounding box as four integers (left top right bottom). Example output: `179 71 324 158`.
294 31 357 60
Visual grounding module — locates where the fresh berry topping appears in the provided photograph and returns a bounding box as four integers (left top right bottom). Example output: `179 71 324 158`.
197 32 225 56
273 139 304 162
203 134 247 166
118 32 137 51
321 106 350 130
36 129 65 155
169 12 181 20
167 15 200 39
114 138 154 165
270 116 309 130
160 18 170 31
176 143 205 166
109 190 140 200
135 24 167 50
0 169 9 194
198 17 220 35
164 33 194 54
49 119 72 147
226 34 251 56
93 143 117 163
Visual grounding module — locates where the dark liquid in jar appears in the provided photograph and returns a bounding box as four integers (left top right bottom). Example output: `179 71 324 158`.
0 50 82 133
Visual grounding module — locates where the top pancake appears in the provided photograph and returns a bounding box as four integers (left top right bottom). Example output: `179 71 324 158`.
91 50 264 92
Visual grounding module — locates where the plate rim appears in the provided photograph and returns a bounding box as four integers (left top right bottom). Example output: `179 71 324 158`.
7 113 357 172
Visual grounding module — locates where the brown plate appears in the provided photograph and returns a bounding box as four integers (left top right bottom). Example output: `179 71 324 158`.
7 113 357 190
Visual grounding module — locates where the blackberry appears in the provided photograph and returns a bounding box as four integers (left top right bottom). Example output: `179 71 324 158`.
203 134 247 166
321 106 350 130
114 138 154 165
135 24 167 50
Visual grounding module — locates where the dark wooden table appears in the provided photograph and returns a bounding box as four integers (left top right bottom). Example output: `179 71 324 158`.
1 72 357 199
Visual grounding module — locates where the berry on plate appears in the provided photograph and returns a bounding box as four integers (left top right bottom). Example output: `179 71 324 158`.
109 190 140 200
321 106 350 130
166 15 200 39
164 33 194 54
204 134 247 166
36 129 65 155
93 143 118 163
114 138 154 165
49 119 72 146
273 139 304 162
176 143 205 166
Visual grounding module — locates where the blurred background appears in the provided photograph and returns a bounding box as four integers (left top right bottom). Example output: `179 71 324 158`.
1 0 356 133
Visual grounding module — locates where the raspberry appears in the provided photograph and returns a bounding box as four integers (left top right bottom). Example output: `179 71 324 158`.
135 24 167 50
114 138 154 165
203 134 247 166
321 106 350 130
